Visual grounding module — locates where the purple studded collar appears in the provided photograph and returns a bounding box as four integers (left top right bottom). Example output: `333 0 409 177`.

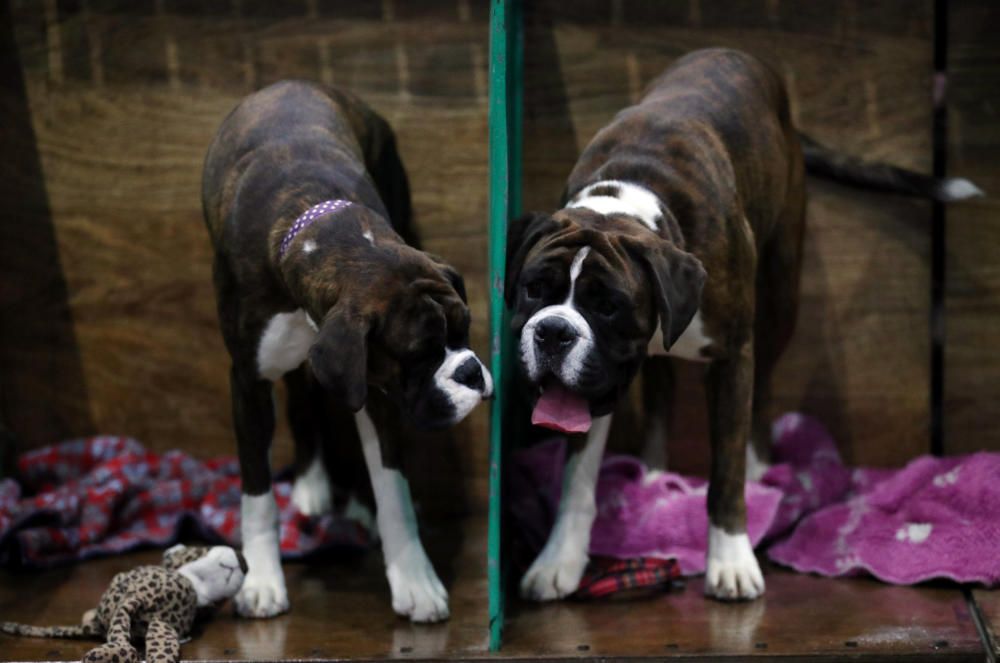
278 199 354 258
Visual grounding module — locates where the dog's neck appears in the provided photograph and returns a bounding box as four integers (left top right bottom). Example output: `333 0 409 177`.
567 178 686 246
566 180 666 231
275 209 418 324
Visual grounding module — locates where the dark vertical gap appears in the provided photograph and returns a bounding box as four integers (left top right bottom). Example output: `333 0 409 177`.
930 0 947 457
0 1 95 458
966 587 999 663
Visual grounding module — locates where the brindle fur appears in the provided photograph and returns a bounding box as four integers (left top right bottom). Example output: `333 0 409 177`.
202 81 470 495
510 48 806 536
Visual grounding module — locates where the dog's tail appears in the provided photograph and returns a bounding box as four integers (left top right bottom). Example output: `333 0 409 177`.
799 133 984 203
0 620 100 640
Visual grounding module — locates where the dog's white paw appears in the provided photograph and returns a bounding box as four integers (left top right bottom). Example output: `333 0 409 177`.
235 568 290 618
291 457 332 517
520 539 589 601
704 525 764 601
386 544 449 623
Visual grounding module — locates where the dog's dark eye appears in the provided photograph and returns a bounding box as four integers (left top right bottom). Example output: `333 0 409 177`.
524 281 543 300
595 298 616 317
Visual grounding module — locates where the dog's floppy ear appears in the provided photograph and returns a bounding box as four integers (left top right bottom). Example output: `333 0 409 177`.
309 305 370 412
505 212 562 307
623 237 707 350
425 253 468 303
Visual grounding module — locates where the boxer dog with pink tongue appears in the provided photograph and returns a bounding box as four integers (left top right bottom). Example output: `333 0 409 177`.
507 48 982 602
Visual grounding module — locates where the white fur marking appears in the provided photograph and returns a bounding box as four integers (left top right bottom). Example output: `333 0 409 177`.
356 408 449 622
746 443 770 482
567 246 591 297
433 348 493 424
344 494 377 535
256 310 317 380
568 180 663 231
302 239 317 254
291 454 332 517
939 177 984 201
705 525 765 600
521 414 613 601
235 492 289 617
362 229 375 245
648 310 712 362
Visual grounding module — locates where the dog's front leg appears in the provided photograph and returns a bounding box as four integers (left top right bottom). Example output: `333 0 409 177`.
231 365 289 618
355 408 449 623
704 347 765 600
520 414 612 601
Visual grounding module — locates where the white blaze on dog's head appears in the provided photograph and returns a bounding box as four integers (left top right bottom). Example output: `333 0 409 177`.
520 246 596 387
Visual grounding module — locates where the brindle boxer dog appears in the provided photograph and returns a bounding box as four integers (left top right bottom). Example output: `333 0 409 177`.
507 48 981 602
202 81 492 621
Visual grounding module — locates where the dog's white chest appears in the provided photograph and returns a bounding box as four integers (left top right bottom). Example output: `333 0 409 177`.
257 310 318 380
647 311 712 362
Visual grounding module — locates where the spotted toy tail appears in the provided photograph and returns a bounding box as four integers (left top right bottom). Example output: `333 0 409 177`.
799 133 984 202
0 620 101 640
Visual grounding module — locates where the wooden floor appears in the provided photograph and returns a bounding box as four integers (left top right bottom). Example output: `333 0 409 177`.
0 517 993 662
0 518 491 662
503 567 987 661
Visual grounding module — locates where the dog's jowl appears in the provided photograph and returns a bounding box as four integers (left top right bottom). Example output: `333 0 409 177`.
202 81 491 621
506 48 981 603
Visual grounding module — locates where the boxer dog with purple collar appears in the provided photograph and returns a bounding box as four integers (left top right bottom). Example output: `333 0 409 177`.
507 48 982 602
202 80 492 621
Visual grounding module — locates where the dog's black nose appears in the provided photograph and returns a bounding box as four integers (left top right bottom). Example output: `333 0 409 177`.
453 356 485 391
534 317 578 355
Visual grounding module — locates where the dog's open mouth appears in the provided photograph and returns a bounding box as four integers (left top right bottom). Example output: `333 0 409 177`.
531 378 593 434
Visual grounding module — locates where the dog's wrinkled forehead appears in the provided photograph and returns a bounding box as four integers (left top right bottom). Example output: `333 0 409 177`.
524 221 643 294
384 268 470 355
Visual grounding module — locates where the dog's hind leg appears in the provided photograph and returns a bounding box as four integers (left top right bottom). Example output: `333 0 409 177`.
286 366 332 517
641 357 674 471
230 362 288 618
749 181 806 481
704 342 765 601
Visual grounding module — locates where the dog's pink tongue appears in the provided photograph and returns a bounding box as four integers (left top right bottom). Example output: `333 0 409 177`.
531 384 592 434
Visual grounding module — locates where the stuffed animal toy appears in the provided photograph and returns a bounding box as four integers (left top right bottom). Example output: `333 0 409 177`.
0 544 247 663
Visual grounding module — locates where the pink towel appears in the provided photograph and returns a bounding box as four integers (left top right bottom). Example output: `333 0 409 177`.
511 413 1000 586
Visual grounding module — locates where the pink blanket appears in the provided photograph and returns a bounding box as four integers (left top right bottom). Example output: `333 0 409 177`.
511 413 1000 586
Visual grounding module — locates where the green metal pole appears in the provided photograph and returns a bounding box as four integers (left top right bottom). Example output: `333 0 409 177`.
487 0 521 652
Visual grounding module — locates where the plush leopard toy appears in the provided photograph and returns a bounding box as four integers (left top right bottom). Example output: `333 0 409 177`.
0 544 247 663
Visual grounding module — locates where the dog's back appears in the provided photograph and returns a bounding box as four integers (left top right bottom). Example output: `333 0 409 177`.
202 81 413 257
568 48 802 250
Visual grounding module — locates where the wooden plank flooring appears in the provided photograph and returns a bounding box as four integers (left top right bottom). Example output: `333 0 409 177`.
502 564 987 661
1 526 991 662
0 517 490 662
972 589 1000 659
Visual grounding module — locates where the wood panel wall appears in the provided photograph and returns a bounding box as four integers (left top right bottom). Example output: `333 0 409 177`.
944 0 1000 455
522 0 938 472
0 0 492 514
1 0 994 514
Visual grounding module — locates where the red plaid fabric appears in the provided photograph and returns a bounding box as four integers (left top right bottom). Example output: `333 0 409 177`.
0 436 371 567
574 557 681 599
